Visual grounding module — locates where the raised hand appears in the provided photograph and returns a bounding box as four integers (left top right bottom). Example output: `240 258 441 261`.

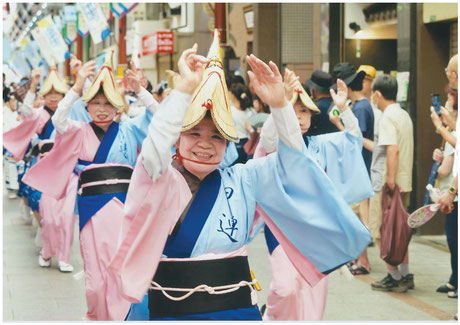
30 68 43 92
124 60 143 94
176 44 208 95
73 60 97 96
440 106 456 130
430 106 443 129
283 68 298 102
246 54 287 108
69 54 82 75
330 79 348 112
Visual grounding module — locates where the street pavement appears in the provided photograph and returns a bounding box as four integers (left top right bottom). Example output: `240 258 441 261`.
3 188 458 321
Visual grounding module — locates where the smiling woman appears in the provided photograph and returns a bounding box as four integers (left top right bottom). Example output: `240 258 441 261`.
109 31 371 321
21 53 158 321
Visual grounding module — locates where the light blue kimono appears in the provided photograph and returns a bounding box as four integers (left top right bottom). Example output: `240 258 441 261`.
127 139 372 320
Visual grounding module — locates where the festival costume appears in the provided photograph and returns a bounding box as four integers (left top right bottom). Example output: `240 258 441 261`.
3 104 21 193
255 75 373 320
22 55 156 320
108 32 371 321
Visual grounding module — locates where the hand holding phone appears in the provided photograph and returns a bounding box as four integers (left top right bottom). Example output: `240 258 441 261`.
431 93 441 116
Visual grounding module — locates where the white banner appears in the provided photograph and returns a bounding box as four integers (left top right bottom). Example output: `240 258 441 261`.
33 15 70 64
77 3 111 44
23 39 42 69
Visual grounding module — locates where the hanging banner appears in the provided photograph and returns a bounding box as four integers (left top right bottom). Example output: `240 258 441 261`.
142 31 174 56
64 5 77 23
23 39 42 69
65 23 78 45
31 27 54 65
77 3 111 44
110 3 139 18
33 15 70 64
76 12 89 38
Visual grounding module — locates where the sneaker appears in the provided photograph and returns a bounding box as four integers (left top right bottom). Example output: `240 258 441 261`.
38 251 51 267
8 192 17 199
371 273 408 292
58 261 74 273
402 273 415 289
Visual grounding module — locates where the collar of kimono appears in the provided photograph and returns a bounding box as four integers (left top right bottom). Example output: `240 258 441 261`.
172 148 221 166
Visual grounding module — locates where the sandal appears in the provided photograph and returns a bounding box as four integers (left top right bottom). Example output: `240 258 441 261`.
448 290 458 299
346 259 357 268
349 264 370 275
437 283 456 293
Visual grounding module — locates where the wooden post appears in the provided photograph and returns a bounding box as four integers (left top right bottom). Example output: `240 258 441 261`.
118 14 127 74
214 3 226 46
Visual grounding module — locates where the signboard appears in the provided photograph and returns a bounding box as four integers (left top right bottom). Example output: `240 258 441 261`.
142 31 174 56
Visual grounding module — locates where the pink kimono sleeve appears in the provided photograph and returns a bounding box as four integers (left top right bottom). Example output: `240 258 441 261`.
22 121 83 200
108 157 192 303
3 108 49 161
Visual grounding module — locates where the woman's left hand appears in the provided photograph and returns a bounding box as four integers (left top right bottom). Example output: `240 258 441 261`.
283 69 298 102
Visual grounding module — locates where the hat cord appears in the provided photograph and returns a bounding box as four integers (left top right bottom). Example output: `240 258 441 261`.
172 148 221 166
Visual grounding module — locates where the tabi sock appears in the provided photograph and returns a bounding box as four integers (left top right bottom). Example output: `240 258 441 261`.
389 269 402 281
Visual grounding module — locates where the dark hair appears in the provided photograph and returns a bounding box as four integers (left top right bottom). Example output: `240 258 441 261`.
372 75 398 101
253 95 270 114
146 80 153 93
349 74 364 91
226 75 245 90
230 83 252 110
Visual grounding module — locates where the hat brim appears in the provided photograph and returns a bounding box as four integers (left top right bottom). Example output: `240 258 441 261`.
305 79 331 94
331 70 366 90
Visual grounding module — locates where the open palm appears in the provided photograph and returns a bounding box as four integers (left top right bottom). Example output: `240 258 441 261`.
330 78 348 112
246 54 287 108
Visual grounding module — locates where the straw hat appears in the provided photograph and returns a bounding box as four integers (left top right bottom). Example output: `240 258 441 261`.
286 68 320 114
181 30 238 142
165 70 181 90
40 59 69 96
82 51 125 111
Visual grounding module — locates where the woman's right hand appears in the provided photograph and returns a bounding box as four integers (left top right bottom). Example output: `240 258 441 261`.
176 44 208 95
433 148 444 162
72 61 97 96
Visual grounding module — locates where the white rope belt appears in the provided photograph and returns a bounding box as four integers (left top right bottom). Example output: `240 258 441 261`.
149 279 258 303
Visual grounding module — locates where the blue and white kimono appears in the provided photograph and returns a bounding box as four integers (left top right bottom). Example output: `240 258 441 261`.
108 90 372 321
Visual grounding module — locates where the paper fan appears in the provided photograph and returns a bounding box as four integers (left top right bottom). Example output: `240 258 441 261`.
407 204 439 228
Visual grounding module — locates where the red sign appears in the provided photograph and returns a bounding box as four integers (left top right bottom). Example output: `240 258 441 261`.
142 31 174 56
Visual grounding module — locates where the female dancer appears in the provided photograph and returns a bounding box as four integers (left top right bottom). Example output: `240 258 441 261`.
108 32 371 320
23 54 156 320
257 70 373 320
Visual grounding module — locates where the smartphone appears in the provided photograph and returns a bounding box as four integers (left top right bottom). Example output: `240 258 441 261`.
431 93 441 116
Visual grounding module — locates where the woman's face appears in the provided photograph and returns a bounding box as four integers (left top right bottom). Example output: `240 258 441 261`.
178 117 227 180
253 99 261 113
87 93 117 127
33 94 45 108
293 100 312 134
44 89 64 110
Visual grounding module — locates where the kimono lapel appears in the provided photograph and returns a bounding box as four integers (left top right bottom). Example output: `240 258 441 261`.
38 106 55 140
162 169 221 258
92 121 119 164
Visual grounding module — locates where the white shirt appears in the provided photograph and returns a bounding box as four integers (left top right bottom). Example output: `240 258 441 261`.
231 105 255 139
3 105 19 132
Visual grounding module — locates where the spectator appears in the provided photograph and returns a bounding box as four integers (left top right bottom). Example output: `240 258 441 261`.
332 63 374 275
3 73 10 103
431 56 458 300
431 102 457 298
370 75 414 292
229 83 254 164
357 65 383 248
304 70 339 135
358 65 377 100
